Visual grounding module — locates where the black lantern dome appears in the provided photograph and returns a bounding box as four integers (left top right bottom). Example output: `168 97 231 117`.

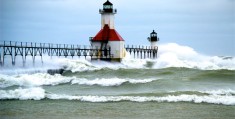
148 30 159 42
100 0 116 13
151 30 157 37
103 0 113 6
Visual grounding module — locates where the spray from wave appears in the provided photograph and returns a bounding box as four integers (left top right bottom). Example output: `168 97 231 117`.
55 43 235 71
155 43 235 70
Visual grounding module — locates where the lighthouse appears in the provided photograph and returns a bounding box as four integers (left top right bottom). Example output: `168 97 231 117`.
148 30 159 49
90 0 125 62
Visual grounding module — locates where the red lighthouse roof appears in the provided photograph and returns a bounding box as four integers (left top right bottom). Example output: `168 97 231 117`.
92 25 124 41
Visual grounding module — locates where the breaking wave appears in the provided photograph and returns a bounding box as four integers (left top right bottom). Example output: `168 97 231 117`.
1 88 235 105
47 94 235 105
200 89 235 96
0 73 74 88
53 43 235 71
71 78 158 86
0 73 158 88
0 87 45 100
155 43 235 70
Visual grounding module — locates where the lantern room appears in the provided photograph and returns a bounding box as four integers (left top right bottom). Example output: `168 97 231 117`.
148 30 159 48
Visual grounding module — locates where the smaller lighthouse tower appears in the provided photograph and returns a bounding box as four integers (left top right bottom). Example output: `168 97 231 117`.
90 0 125 62
148 30 159 49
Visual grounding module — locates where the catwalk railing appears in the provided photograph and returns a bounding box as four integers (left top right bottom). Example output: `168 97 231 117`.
125 45 158 59
0 41 158 66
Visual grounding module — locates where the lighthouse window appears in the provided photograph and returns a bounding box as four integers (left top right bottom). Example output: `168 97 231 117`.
104 5 112 9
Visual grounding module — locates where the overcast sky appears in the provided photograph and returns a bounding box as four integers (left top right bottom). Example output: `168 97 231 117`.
0 0 234 56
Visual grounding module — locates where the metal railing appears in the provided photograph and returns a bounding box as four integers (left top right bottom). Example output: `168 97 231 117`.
0 41 112 66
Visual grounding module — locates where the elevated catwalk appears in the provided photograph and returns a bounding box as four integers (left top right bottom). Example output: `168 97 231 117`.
0 41 158 66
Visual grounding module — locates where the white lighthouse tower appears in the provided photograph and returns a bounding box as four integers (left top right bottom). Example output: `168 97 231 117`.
148 30 159 49
100 0 115 29
90 0 125 62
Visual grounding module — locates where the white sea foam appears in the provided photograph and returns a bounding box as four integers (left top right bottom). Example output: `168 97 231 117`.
0 73 156 88
57 58 98 72
71 78 158 86
0 73 74 88
58 58 134 72
154 43 235 70
0 87 45 100
200 89 235 96
121 54 152 69
0 56 63 75
1 88 235 105
47 94 235 105
50 43 235 71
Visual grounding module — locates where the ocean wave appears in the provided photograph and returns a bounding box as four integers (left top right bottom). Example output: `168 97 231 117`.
58 59 99 72
1 88 235 105
47 94 235 105
200 89 235 96
154 43 235 70
0 56 63 75
71 78 158 86
0 87 45 100
55 43 235 71
60 58 143 72
0 73 157 88
0 73 74 88
166 89 235 96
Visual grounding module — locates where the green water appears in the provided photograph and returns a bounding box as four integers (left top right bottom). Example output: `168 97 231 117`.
1 65 235 119
1 100 235 119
